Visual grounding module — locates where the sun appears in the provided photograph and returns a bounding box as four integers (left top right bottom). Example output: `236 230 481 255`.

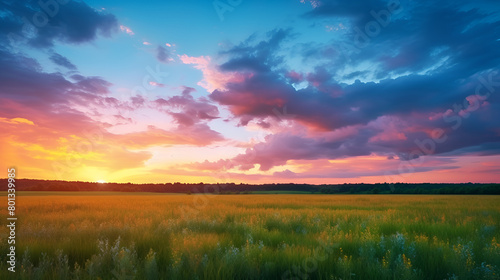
96 180 107 184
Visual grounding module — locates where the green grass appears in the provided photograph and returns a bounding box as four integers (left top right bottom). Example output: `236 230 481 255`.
0 193 499 279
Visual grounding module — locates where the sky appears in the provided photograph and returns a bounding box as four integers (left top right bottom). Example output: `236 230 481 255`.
1 0 500 184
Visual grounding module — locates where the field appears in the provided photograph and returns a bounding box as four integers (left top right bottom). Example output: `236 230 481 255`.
1 193 499 279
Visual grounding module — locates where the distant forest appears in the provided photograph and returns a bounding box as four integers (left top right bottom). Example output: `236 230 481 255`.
1 179 499 194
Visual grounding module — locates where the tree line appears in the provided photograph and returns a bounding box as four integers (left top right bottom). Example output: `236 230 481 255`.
0 179 499 194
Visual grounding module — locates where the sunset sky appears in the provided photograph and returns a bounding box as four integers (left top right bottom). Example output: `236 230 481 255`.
1 0 500 184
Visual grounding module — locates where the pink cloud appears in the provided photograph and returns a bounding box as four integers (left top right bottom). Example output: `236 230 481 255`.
368 116 408 142
149 81 165 87
458 95 489 117
286 71 304 83
154 87 220 126
114 124 224 148
181 159 233 171
176 154 489 184
179 54 248 92
120 25 134 35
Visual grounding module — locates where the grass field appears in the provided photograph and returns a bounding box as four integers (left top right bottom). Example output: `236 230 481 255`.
250 191 314 194
1 193 499 279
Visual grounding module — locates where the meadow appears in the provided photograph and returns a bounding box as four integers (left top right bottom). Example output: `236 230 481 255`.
0 193 499 279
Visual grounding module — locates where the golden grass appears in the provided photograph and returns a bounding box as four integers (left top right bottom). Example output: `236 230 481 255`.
0 193 499 279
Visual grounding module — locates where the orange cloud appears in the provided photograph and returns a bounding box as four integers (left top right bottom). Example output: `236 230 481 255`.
0 117 35 125
113 125 224 149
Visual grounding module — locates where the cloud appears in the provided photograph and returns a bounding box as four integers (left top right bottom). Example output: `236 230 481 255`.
149 81 165 87
0 49 225 180
270 157 459 179
0 117 35 126
113 124 224 148
0 13 223 182
1 0 118 48
156 45 172 63
49 53 77 70
300 0 322 9
119 25 134 35
0 0 229 182
179 54 248 92
0 49 74 106
71 74 112 95
154 87 221 126
186 6 500 172
302 1 500 80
